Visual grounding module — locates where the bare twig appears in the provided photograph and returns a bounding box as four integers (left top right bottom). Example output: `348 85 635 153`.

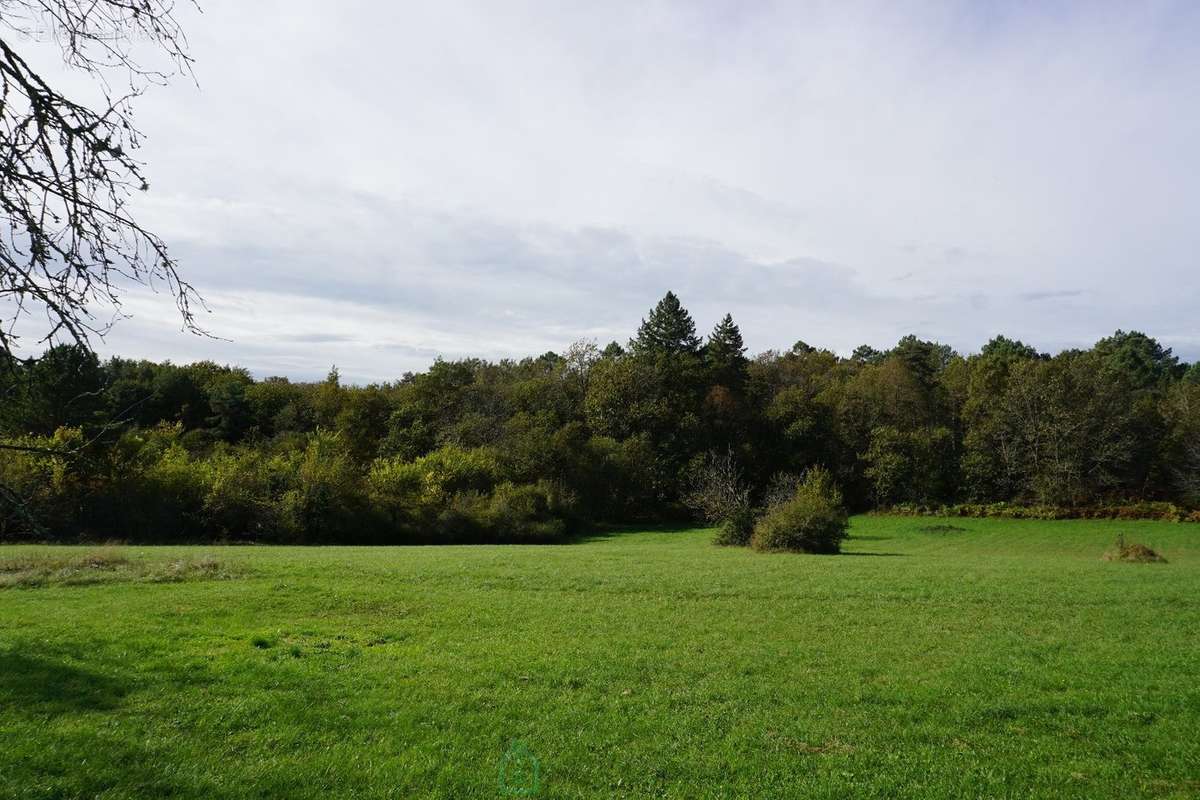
0 1 203 363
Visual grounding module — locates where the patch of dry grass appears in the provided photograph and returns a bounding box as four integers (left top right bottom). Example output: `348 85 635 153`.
1102 535 1167 564
918 524 969 534
0 548 236 589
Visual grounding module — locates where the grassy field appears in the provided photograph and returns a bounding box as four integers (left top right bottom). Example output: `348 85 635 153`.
1 517 1197 799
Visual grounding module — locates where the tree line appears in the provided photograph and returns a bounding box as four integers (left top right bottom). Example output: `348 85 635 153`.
2 291 1199 542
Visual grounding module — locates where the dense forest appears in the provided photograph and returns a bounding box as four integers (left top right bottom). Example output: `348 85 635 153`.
2 292 1199 543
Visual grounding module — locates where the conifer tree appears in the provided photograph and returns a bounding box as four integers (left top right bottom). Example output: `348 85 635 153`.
851 344 885 365
630 292 702 357
706 313 748 386
601 341 626 360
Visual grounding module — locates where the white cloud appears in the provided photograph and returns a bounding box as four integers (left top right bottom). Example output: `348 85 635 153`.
16 0 1200 377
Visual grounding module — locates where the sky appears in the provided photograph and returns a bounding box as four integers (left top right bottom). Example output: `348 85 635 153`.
14 0 1200 382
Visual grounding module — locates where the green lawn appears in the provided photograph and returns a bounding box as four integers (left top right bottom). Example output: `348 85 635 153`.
1 517 1198 799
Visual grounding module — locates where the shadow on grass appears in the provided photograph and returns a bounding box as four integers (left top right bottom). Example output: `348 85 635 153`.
566 522 702 544
0 650 127 715
0 649 221 795
846 535 894 542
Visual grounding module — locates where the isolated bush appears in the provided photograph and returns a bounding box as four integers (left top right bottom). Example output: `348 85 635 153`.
751 467 848 554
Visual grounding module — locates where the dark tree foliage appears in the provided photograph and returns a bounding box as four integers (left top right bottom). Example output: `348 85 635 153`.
631 291 701 356
1093 330 1181 389
892 335 955 388
850 345 885 365
980 335 1042 362
705 313 747 389
2 293 1198 542
206 376 253 442
1163 382 1200 505
2 342 102 434
601 341 625 359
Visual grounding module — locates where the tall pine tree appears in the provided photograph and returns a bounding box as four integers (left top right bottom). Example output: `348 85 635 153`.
705 313 748 387
630 292 702 357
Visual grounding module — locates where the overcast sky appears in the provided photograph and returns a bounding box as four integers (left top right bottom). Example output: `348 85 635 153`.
21 0 1200 381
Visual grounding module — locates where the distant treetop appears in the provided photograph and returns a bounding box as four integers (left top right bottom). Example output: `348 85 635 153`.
631 292 702 357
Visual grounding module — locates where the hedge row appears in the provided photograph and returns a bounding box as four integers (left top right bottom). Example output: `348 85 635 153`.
0 425 578 544
882 501 1200 523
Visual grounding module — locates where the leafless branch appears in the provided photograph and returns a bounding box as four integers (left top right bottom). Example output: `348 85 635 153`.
0 0 203 363
685 448 751 523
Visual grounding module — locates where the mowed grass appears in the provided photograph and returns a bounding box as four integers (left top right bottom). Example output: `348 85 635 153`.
0 517 1197 799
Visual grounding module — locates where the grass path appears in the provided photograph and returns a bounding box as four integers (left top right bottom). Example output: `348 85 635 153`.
1 517 1198 798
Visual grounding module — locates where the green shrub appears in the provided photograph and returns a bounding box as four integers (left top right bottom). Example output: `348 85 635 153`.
432 491 491 543
0 432 63 538
367 447 574 544
134 443 210 540
366 455 426 527
434 481 574 544
884 501 1197 523
712 506 755 547
369 446 496 505
420 446 499 497
486 481 575 542
751 467 848 554
202 450 282 540
367 445 500 537
277 431 371 543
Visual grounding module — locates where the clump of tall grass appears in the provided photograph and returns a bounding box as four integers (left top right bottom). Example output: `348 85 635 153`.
0 549 235 588
1102 535 1167 564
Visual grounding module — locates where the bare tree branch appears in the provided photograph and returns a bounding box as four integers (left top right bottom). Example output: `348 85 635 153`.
685 448 751 523
0 1 199 534
0 0 203 363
